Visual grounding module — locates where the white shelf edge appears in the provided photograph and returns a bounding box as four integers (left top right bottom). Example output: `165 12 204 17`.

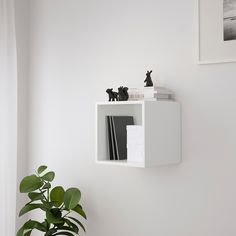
96 100 177 106
96 160 145 168
96 101 144 106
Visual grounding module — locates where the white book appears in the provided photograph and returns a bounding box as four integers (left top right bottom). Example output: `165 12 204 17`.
127 146 144 163
128 97 171 101
143 98 170 101
144 93 169 98
155 94 170 99
129 94 171 100
127 125 144 145
129 87 173 95
127 125 144 163
142 86 171 91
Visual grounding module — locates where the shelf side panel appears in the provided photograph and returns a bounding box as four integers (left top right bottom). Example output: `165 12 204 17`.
144 101 181 167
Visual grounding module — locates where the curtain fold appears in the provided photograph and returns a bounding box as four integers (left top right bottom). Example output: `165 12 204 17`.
0 0 18 235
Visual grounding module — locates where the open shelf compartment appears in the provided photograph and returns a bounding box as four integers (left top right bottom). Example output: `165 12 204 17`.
95 101 181 168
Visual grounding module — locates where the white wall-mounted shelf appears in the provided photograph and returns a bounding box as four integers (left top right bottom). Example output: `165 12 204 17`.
95 100 181 168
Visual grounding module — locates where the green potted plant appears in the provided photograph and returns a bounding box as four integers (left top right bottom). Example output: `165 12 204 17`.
17 165 87 236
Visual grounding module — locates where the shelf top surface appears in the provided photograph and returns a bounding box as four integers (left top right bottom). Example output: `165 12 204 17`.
96 100 176 106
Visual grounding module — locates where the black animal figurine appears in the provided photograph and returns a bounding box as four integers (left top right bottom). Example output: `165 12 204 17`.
122 87 129 100
118 86 129 101
144 70 153 87
106 88 118 101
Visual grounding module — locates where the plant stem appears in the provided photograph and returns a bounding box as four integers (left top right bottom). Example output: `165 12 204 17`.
36 172 49 202
47 185 49 201
39 188 48 202
62 210 71 218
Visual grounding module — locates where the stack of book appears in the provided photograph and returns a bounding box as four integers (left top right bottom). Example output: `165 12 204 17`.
106 116 134 160
129 86 173 101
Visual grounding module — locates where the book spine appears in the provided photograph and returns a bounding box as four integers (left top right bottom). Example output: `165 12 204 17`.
109 116 118 160
106 116 113 160
111 116 120 160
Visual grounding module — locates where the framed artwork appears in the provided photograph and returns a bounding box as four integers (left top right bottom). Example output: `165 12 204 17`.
197 0 236 64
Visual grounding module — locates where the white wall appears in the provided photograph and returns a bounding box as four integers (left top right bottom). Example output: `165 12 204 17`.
27 0 236 235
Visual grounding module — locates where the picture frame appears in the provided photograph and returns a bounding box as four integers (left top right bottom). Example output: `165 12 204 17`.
197 0 236 64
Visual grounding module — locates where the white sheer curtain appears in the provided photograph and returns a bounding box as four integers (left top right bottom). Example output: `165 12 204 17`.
0 0 18 235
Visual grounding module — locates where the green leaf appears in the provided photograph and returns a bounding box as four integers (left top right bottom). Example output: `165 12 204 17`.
16 226 24 236
42 172 55 182
56 226 78 233
23 230 32 236
37 165 47 174
50 208 62 218
20 175 44 193
52 232 74 236
72 204 87 219
23 220 47 232
28 191 45 201
64 188 81 210
64 218 79 233
42 219 50 231
19 204 45 217
46 210 64 224
41 200 53 209
45 228 57 236
50 186 65 207
68 216 86 232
